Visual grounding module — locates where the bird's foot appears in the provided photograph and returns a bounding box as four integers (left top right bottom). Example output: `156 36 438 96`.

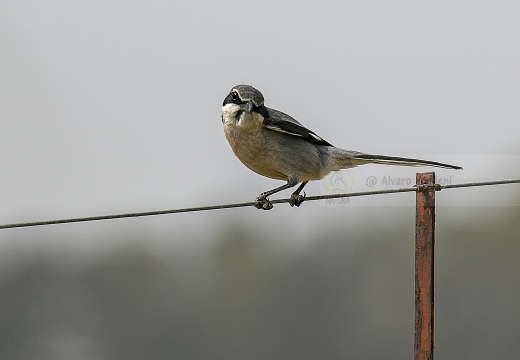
289 192 306 207
255 195 273 210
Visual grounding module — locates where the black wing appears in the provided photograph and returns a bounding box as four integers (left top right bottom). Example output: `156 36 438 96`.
263 108 333 146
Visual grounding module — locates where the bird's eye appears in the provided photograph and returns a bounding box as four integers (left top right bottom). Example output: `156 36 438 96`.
231 92 238 101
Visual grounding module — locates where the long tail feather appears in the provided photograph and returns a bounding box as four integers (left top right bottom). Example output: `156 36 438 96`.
354 154 462 170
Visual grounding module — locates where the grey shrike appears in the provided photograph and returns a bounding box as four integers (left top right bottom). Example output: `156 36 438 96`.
222 84 461 210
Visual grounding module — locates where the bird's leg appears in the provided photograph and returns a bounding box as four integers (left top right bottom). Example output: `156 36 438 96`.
289 181 308 207
255 177 299 210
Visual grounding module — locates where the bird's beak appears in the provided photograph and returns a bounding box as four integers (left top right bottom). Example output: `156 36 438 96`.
240 101 254 114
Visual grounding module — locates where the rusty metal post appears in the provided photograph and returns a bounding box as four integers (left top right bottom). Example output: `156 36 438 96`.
415 172 436 360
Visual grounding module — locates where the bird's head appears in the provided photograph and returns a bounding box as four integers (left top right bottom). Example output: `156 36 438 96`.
221 85 267 129
222 84 264 114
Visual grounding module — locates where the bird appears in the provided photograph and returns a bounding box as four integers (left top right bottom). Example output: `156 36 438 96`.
221 84 462 210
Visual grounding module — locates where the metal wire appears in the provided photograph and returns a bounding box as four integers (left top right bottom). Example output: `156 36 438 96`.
1 178 519 230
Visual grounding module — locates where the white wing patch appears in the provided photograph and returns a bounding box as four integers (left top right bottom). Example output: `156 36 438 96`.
263 125 303 137
264 124 326 143
309 133 324 142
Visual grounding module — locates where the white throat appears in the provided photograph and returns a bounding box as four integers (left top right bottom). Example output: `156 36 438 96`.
221 103 263 131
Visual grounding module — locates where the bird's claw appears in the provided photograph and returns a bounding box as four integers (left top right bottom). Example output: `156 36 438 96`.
255 195 273 210
289 192 306 207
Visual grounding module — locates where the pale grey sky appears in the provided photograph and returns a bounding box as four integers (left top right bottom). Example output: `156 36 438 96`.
1 1 519 244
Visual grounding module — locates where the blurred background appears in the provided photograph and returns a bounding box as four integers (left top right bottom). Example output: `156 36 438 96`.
1 1 519 359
